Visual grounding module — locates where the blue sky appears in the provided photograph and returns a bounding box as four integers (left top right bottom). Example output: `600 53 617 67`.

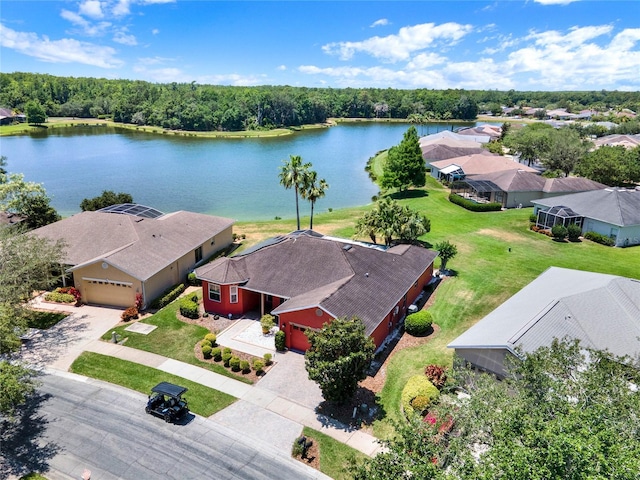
1 1 639 91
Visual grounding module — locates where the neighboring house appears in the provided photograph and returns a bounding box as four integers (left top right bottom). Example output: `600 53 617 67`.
532 188 640 247
31 203 234 308
593 134 640 149
451 170 607 208
421 138 489 165
195 230 438 352
456 124 502 141
420 129 491 145
0 107 26 125
430 153 537 183
448 267 640 378
0 211 26 226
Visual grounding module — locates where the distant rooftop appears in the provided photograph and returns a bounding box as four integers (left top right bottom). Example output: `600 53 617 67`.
97 203 165 219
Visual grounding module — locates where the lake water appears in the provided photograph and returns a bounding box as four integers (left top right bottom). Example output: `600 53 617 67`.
0 122 476 221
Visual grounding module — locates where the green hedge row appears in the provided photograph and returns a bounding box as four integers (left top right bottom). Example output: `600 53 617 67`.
150 283 186 309
584 231 615 246
449 193 502 212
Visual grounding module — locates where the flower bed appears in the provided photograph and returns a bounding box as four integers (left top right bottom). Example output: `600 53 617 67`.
44 287 81 305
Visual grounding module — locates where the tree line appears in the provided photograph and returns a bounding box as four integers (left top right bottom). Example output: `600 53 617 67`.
2 72 639 132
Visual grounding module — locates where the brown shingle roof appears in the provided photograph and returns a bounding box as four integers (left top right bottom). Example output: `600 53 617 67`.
196 232 438 335
31 210 234 280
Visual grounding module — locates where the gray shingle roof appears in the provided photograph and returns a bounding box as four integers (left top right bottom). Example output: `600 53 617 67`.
31 210 234 281
196 232 438 335
448 267 640 359
532 188 640 227
465 170 606 193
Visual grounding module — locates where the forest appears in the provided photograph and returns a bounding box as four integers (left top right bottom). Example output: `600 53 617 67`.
1 72 640 132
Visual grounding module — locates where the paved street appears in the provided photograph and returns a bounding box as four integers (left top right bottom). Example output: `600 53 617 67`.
1 374 329 480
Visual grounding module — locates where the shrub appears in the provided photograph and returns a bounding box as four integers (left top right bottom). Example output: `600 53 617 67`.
187 272 201 286
150 283 185 309
584 231 615 246
401 375 440 416
135 292 143 310
263 353 272 365
204 333 217 346
201 344 212 359
229 356 241 371
223 347 232 355
424 364 447 389
551 224 568 241
240 360 251 373
275 330 286 351
529 213 537 223
179 298 199 319
567 223 582 242
200 339 212 350
260 314 276 333
405 310 433 336
121 306 140 322
448 193 502 212
410 395 431 415
211 347 222 361
222 352 232 366
44 291 76 304
253 359 265 374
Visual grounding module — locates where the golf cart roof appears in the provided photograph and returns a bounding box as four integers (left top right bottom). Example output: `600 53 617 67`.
151 382 188 398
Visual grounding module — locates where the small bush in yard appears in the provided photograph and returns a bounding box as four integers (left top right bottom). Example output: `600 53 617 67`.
179 297 199 319
45 291 76 304
405 310 433 336
253 359 265 374
240 360 250 373
201 344 212 359
275 330 286 351
200 339 212 350
223 347 232 355
425 364 447 389
204 333 217 346
121 306 139 322
584 231 615 246
401 375 439 416
229 356 241 371
551 224 568 241
410 395 431 415
529 213 537 223
222 352 232 366
567 223 582 242
263 353 272 365
211 347 221 361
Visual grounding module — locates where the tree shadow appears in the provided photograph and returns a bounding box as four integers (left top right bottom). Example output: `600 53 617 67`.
314 386 385 430
0 389 60 480
388 189 429 200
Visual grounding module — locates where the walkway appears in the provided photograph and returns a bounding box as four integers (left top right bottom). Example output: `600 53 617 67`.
23 294 383 460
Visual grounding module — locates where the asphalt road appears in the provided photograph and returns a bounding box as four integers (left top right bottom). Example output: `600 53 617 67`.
1 373 328 480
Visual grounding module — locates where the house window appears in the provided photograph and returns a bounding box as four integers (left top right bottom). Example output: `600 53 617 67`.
229 285 238 304
195 246 203 263
208 283 221 302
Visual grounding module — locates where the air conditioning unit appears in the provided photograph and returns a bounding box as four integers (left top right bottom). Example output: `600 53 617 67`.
408 304 418 314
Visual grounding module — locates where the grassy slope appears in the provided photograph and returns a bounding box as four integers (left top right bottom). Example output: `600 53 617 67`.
302 427 368 480
70 352 236 417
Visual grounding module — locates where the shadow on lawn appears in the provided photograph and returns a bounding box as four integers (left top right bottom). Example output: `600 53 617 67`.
0 390 60 480
315 386 384 431
389 189 429 200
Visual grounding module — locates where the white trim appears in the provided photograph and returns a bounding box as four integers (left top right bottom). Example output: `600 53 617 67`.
229 285 238 304
82 277 133 286
208 283 221 302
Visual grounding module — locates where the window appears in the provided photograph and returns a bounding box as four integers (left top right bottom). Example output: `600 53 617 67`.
229 285 238 304
195 246 203 263
208 283 221 302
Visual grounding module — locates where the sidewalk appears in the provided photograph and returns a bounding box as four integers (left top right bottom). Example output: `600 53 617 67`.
83 340 383 457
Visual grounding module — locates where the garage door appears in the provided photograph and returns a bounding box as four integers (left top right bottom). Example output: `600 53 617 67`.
82 278 135 307
289 324 312 352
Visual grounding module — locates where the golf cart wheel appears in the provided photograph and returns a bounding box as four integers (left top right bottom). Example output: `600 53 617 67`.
164 414 171 423
145 406 151 414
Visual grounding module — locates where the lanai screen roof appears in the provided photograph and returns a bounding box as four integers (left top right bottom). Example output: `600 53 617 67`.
543 205 580 218
98 203 165 218
461 179 502 193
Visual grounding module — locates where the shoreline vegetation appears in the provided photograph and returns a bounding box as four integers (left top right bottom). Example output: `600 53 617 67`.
0 115 510 138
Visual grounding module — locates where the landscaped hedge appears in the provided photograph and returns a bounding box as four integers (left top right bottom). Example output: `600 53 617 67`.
44 291 76 304
401 375 440 416
405 310 433 336
179 294 200 319
275 330 286 351
584 231 615 246
150 283 186 309
449 193 502 212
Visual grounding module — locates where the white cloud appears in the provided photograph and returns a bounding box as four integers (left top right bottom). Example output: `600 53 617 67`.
152 28 160 35
277 65 287 71
79 0 104 19
138 56 173 66
112 0 131 17
60 9 111 36
322 22 473 62
370 19 389 28
113 28 137 45
0 23 123 68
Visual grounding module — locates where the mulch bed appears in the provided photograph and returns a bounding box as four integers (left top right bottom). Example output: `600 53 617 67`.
193 341 273 383
292 438 320 470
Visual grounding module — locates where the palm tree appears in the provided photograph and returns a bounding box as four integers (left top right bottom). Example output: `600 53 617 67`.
278 155 311 230
300 170 329 230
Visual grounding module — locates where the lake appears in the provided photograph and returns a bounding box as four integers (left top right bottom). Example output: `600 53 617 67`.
0 122 477 221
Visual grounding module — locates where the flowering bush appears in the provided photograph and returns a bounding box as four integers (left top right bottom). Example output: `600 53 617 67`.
121 306 139 322
424 364 448 389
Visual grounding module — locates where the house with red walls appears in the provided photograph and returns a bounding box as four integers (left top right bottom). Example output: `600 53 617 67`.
195 230 438 352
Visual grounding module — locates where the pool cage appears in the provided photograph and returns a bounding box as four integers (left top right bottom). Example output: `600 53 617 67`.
451 179 504 205
536 205 583 230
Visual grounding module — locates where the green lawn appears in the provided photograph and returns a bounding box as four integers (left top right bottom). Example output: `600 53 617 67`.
101 296 252 384
70 351 236 417
26 310 69 329
301 427 369 480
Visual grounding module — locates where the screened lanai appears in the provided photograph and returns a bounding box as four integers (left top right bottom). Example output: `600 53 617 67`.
536 205 583 229
451 179 504 205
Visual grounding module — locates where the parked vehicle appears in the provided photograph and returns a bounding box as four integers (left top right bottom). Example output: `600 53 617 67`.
145 382 189 423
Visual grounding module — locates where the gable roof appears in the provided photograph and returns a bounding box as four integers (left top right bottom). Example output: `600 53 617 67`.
465 170 607 193
419 130 490 145
593 134 640 149
532 188 640 227
31 209 234 281
431 154 538 176
448 267 640 359
421 143 488 162
196 232 438 335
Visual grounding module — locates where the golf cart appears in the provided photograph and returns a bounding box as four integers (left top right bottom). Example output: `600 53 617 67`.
145 382 189 423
